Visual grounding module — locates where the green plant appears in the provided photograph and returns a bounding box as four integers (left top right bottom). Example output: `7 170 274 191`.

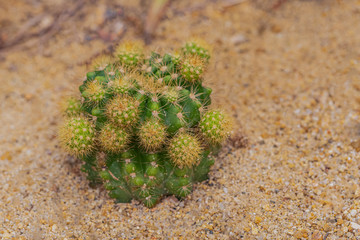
59 40 232 207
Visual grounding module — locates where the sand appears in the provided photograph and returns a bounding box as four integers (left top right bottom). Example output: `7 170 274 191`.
1 0 360 239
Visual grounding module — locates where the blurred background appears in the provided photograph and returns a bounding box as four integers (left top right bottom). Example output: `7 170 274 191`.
3 0 360 239
0 0 344 133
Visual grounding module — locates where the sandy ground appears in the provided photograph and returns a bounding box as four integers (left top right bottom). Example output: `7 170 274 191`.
1 0 360 239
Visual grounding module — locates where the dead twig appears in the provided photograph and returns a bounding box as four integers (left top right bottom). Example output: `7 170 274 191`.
143 0 171 44
251 0 289 12
0 14 45 49
221 0 249 12
271 0 288 10
228 132 248 149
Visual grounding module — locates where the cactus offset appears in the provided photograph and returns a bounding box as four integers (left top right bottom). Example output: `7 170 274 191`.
199 110 232 144
139 119 167 151
58 40 233 207
59 116 96 157
168 133 202 168
114 41 144 68
60 96 82 117
180 55 204 83
99 123 130 152
182 39 211 62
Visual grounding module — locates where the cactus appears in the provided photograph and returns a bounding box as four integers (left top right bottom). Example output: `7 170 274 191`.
59 116 96 157
199 110 233 144
182 39 211 62
114 41 144 68
60 96 82 117
59 40 232 207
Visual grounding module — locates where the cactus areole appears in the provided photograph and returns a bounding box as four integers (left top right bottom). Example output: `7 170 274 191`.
59 40 232 207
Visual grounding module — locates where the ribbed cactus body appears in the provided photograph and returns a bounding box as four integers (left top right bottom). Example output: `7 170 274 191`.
59 40 232 207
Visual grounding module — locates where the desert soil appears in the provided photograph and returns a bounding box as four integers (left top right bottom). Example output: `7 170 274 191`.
1 0 360 239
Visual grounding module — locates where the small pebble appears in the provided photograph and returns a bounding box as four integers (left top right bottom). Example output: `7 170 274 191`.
229 34 248 45
351 222 360 230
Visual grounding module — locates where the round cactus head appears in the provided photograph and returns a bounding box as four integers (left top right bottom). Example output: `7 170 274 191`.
58 116 95 157
99 123 129 152
114 41 144 67
82 80 107 105
168 133 202 168
138 119 167 152
180 55 205 83
182 39 212 62
106 95 140 127
60 96 82 117
136 74 164 95
199 109 233 144
91 55 113 71
163 87 181 103
108 74 133 95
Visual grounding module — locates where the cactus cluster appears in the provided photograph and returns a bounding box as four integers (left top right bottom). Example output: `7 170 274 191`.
59 40 232 207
